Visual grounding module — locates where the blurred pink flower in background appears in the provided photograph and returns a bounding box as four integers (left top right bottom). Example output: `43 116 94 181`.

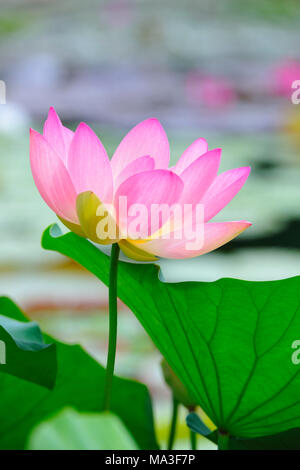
271 59 300 97
30 108 251 260
101 0 135 28
185 71 236 109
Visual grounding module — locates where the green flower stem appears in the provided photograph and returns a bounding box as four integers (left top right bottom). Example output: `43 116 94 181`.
167 394 179 450
218 430 229 450
103 243 120 411
190 429 197 450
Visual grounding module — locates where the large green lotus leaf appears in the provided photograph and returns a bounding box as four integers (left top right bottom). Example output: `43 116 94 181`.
0 296 157 450
42 224 300 440
0 298 56 388
229 428 300 450
28 408 138 450
186 413 300 449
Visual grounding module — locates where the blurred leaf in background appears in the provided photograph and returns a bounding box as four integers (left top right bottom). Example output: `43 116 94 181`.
0 295 157 450
0 297 56 388
28 408 139 450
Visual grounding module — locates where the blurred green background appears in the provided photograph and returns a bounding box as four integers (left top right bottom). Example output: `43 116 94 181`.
1 0 300 448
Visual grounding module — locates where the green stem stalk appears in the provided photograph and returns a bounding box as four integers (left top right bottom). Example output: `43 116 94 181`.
103 243 120 411
167 395 179 450
218 430 229 450
190 429 197 450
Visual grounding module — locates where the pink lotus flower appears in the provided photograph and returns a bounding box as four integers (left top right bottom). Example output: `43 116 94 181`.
186 72 236 109
30 108 251 260
272 60 300 97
